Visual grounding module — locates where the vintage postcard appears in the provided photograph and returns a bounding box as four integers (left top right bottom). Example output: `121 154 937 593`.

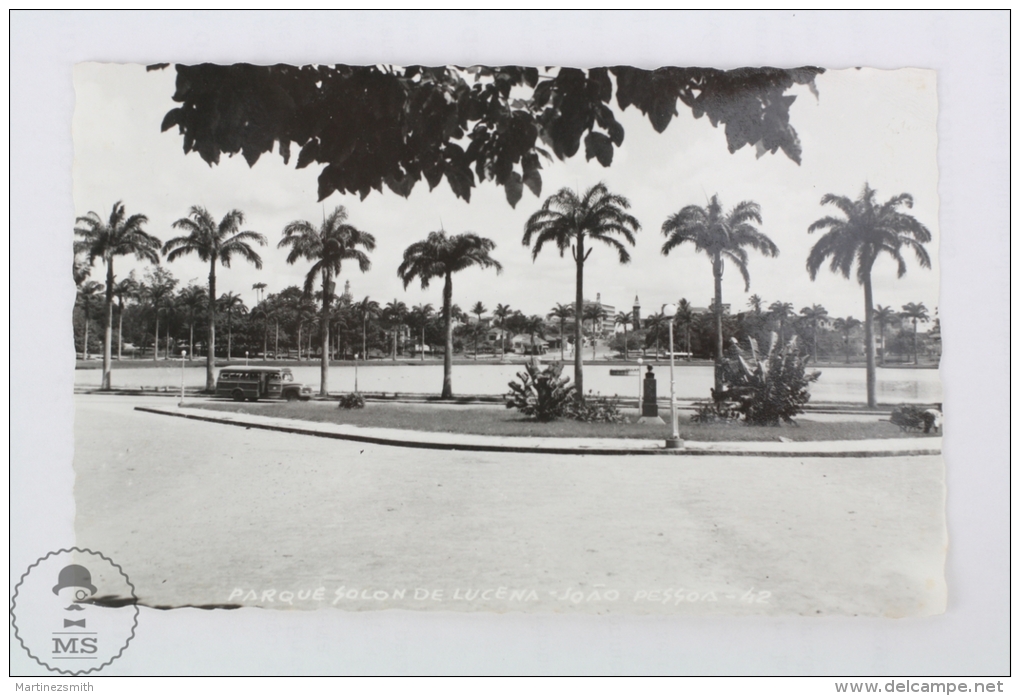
66 62 945 621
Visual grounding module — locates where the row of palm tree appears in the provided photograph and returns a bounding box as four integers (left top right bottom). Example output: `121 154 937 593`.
76 180 930 405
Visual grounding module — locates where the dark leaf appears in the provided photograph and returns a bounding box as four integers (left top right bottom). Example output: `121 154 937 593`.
584 131 614 167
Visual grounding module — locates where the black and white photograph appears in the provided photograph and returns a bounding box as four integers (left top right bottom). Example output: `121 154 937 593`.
12 11 1009 678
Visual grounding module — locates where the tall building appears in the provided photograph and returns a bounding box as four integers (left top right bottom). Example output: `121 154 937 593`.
632 295 641 328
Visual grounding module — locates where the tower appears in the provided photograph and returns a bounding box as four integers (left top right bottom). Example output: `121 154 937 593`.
632 295 641 328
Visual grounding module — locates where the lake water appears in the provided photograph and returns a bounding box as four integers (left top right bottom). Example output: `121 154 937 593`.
76 361 943 404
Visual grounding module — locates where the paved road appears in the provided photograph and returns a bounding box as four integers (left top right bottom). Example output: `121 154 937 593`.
74 394 946 616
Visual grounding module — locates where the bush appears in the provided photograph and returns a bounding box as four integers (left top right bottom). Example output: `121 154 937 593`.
565 392 624 423
891 404 941 433
714 333 821 426
505 361 576 421
689 400 742 424
337 392 366 409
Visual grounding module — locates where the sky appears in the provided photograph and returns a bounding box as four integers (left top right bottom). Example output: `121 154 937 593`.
73 64 941 322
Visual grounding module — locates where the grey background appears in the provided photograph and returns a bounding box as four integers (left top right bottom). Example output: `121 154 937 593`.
10 10 1009 675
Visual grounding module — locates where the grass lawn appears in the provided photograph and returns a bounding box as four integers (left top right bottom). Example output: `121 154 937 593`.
187 401 933 442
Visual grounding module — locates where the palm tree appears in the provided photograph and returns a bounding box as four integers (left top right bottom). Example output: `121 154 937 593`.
832 316 861 364
768 301 795 345
178 284 207 359
141 268 178 361
583 303 608 361
76 281 103 360
900 302 930 365
383 300 408 360
547 303 574 361
112 273 140 361
218 292 246 360
278 205 375 395
614 310 633 359
644 311 667 358
492 303 512 360
807 184 932 407
398 231 502 399
874 304 897 366
747 294 765 315
799 304 829 363
163 206 266 390
523 315 546 356
470 301 487 359
252 282 267 305
523 182 640 398
676 299 694 359
408 304 435 361
661 195 779 394
354 296 380 359
74 201 162 388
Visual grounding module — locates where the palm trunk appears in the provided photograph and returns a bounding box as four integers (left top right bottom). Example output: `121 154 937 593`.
117 300 125 361
622 325 628 360
442 273 454 399
297 323 303 361
812 321 819 363
101 260 114 389
713 254 724 395
913 320 919 365
573 236 585 400
275 320 279 359
879 322 886 366
153 313 160 362
166 317 172 360
362 317 367 359
863 273 877 407
206 262 216 391
189 322 194 360
320 272 331 396
227 320 232 360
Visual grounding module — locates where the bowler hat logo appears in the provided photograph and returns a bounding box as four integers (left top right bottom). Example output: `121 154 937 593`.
11 548 138 675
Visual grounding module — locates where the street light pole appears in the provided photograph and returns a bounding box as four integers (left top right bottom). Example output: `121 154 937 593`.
245 351 249 366
354 352 359 393
662 304 683 449
179 349 187 406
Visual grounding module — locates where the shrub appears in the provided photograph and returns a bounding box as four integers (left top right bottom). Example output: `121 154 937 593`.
689 400 742 424
506 361 576 421
337 392 366 410
715 333 820 426
565 392 624 423
891 404 941 433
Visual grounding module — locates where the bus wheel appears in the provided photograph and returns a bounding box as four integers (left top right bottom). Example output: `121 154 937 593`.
284 391 298 402
231 390 245 402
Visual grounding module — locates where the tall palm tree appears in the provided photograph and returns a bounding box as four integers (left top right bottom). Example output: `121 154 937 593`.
523 182 640 398
354 296 380 359
252 281 267 305
74 201 162 389
799 304 829 363
383 300 408 360
832 316 861 364
874 304 897 366
278 205 375 395
807 184 932 407
398 231 502 399
661 194 778 394
112 273 140 361
218 292 246 360
614 310 633 359
768 301 795 344
76 281 103 360
408 303 435 361
163 206 266 390
492 303 512 360
900 302 930 365
470 301 487 359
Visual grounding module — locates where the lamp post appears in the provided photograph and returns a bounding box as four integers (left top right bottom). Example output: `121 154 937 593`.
179 349 187 406
354 352 359 393
245 351 249 366
636 356 643 414
662 304 683 449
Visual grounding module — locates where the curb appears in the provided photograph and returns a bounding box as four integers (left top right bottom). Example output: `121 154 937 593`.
133 406 941 458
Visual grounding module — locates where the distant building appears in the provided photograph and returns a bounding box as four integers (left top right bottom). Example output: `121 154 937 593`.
562 293 617 337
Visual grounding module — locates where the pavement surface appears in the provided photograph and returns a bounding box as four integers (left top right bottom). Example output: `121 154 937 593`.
136 401 941 458
73 394 947 617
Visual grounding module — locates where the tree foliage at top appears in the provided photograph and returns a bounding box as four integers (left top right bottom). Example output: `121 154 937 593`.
154 63 822 206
